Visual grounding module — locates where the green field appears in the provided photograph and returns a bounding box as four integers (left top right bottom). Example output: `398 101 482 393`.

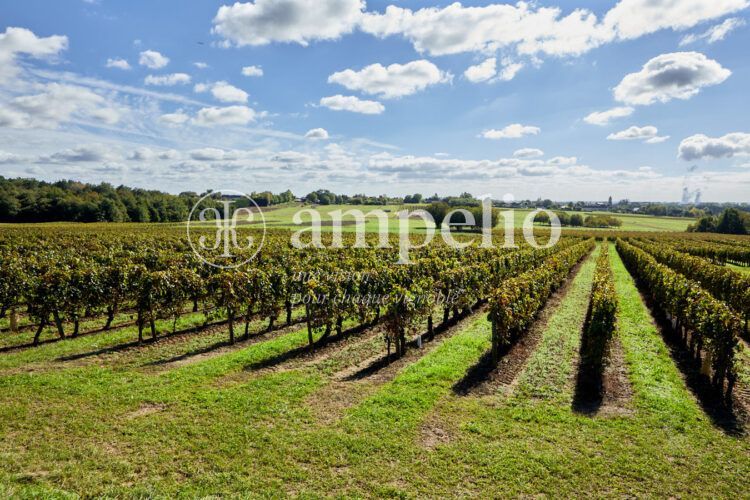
188 203 694 233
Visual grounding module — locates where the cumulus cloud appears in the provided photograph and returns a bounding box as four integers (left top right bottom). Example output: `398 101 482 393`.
678 132 750 160
0 83 120 129
602 0 748 41
127 147 180 161
193 105 256 126
360 1 747 59
607 125 668 143
680 17 746 46
194 62 209 69
144 73 191 86
319 95 384 114
212 0 365 46
195 81 248 103
607 125 657 140
105 57 131 70
328 60 451 99
360 3 607 57
513 148 544 158
0 151 23 164
496 58 524 81
0 27 68 82
159 112 190 125
139 50 169 69
189 147 237 161
40 144 115 163
242 65 263 77
463 56 522 83
305 128 329 140
583 106 634 126
482 124 540 139
464 58 496 83
614 52 731 106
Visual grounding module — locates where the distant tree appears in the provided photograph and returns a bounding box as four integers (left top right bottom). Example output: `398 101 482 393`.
688 216 716 233
584 215 622 228
716 208 748 235
424 202 450 229
534 211 551 225
570 213 584 227
555 211 571 226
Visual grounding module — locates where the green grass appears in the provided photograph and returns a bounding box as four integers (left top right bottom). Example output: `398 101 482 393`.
1 244 749 496
728 263 750 275
513 245 599 403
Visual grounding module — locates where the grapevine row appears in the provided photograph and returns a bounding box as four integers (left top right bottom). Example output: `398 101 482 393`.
629 238 750 333
488 238 596 364
579 244 617 381
616 239 740 400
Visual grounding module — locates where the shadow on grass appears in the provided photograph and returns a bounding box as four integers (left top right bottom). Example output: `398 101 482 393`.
54 319 230 362
2 320 137 354
572 363 604 415
243 320 378 372
572 315 605 415
633 279 746 436
144 317 307 367
3 307 219 354
345 309 472 382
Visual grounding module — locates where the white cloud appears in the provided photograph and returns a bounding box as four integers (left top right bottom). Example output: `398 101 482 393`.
189 147 236 161
0 27 68 82
0 151 23 163
513 148 544 158
139 50 169 69
583 106 634 126
195 81 248 103
645 135 670 144
127 148 180 161
105 58 131 70
360 3 608 57
365 152 662 185
0 83 120 129
678 132 750 160
193 62 209 69
319 95 384 114
41 144 115 163
144 73 191 86
242 65 263 77
328 60 451 99
602 0 748 41
680 17 746 45
607 125 669 143
496 58 523 81
305 128 329 140
193 105 256 126
159 112 190 125
482 124 540 139
614 52 731 106
359 1 747 60
464 58 496 83
212 0 365 46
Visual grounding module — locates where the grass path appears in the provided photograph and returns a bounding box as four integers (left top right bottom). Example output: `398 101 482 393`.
608 242 706 428
512 245 599 404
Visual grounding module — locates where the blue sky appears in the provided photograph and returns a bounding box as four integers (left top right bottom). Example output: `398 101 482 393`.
0 0 749 201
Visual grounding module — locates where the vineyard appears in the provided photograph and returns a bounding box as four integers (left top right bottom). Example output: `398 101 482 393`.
1 223 749 496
